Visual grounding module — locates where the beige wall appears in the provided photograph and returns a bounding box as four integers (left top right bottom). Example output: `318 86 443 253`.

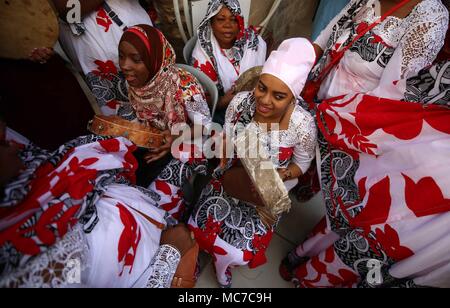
265 0 319 49
249 0 275 25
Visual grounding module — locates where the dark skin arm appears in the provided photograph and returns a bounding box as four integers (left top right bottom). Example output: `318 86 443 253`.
144 129 177 164
222 164 266 208
222 161 303 207
217 87 237 110
313 43 324 61
51 0 105 19
145 122 207 164
160 224 196 257
277 163 303 182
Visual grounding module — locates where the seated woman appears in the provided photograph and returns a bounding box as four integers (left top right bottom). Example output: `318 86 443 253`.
118 25 212 220
0 122 196 288
295 0 449 203
191 0 267 124
188 39 318 288
282 0 450 288
52 0 153 116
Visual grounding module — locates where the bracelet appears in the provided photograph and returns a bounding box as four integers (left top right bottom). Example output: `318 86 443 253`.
146 244 181 288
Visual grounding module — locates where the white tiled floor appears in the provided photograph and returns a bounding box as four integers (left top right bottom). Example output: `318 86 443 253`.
196 193 326 288
277 193 327 245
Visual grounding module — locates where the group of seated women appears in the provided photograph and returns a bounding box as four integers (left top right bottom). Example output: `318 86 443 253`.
1 0 449 288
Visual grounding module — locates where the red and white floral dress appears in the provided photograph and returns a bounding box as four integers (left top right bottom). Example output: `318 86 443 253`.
285 0 450 288
0 136 180 288
58 0 153 116
188 91 317 287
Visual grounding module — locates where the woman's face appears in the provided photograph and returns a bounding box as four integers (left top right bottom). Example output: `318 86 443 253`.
211 6 240 49
254 74 295 121
119 41 150 88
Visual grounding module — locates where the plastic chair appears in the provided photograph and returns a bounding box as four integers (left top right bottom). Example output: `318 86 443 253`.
176 63 219 118
176 63 218 208
183 35 198 64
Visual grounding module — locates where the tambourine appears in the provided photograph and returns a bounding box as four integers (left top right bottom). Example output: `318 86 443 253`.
88 115 165 149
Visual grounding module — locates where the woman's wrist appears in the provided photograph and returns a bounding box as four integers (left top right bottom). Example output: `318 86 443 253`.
278 168 293 182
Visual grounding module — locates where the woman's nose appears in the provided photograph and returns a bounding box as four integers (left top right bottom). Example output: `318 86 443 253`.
223 20 232 29
120 59 132 72
260 93 271 105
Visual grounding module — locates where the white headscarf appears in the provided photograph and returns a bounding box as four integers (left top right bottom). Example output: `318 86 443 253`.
191 0 267 95
262 38 316 99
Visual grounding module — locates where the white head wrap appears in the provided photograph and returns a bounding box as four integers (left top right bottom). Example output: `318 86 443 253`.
262 38 316 98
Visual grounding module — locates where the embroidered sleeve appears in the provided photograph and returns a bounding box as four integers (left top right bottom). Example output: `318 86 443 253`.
0 226 88 288
397 3 448 79
146 245 181 289
185 93 213 128
292 110 318 174
181 70 213 128
371 1 448 100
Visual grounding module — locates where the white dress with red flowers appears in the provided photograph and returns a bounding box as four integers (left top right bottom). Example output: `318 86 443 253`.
313 0 448 101
285 0 450 288
188 92 317 287
0 136 181 288
58 0 153 116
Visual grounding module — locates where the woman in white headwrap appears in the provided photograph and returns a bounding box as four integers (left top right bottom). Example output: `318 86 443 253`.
188 39 318 287
190 0 267 124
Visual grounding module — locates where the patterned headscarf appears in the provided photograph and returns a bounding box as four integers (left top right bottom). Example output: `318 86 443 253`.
196 0 260 95
120 25 186 131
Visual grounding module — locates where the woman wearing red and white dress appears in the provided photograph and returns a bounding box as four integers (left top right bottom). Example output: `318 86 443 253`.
54 0 153 116
283 0 450 288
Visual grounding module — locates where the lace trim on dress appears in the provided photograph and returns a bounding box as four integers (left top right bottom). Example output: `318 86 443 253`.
0 225 89 288
360 0 449 78
146 244 181 288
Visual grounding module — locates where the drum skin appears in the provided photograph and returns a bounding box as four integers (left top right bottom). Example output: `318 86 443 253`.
0 0 59 59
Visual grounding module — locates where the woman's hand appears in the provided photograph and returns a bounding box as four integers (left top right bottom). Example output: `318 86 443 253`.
218 87 237 110
277 168 292 182
160 224 196 257
144 130 173 164
28 47 54 64
277 164 302 182
313 43 324 62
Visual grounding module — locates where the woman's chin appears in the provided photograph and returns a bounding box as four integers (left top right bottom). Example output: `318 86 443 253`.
127 79 144 88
